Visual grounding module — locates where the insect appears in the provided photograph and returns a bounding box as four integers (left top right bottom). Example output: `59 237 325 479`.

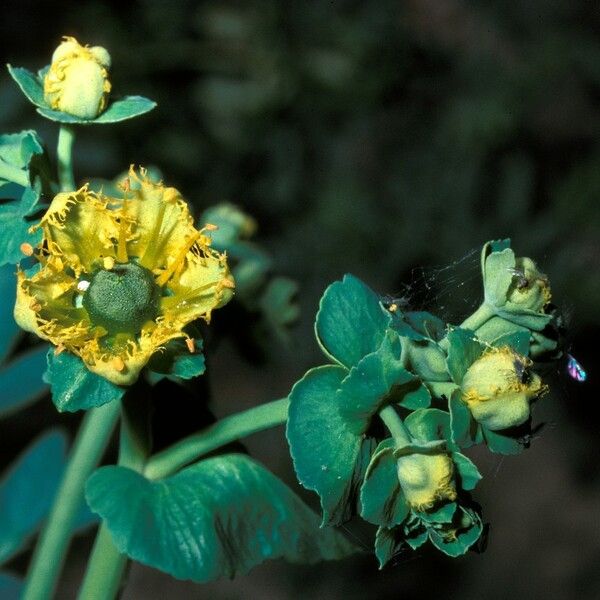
512 357 531 384
507 267 529 290
566 353 587 382
380 294 410 313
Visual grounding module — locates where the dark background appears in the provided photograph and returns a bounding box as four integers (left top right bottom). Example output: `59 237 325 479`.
1 1 599 598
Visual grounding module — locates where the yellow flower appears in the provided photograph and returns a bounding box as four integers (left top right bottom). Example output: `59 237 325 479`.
461 346 546 430
44 36 111 119
396 452 457 511
14 168 235 385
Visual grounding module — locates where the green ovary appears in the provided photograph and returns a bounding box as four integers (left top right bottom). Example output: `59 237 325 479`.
82 261 160 335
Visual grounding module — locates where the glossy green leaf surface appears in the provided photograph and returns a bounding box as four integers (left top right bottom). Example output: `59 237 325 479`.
37 96 156 124
147 337 205 382
446 327 485 384
337 331 415 430
45 351 125 412
0 431 66 564
360 440 408 528
316 274 390 369
0 345 48 417
287 365 363 524
86 454 358 583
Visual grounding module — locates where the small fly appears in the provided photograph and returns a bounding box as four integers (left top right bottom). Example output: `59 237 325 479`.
508 267 529 290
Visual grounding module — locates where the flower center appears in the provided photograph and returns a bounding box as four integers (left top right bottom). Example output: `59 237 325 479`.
82 261 160 335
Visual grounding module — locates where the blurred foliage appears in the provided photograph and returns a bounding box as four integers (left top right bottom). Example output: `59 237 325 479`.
1 0 598 344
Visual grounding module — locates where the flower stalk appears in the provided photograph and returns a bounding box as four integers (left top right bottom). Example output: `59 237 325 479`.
57 125 76 191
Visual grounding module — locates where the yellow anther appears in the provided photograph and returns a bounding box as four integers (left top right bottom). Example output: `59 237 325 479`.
221 277 235 289
112 357 125 372
204 223 219 231
103 256 115 270
185 338 195 353
20 243 34 256
54 343 66 355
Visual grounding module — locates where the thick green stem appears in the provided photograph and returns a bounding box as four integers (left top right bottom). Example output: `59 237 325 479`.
78 396 151 600
57 125 76 191
0 157 30 187
145 398 289 480
439 302 495 351
379 405 411 446
22 401 120 600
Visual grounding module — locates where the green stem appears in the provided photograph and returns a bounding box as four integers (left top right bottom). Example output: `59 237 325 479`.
57 125 76 191
379 405 411 446
78 396 151 600
145 397 289 480
439 302 495 351
0 157 30 187
22 401 120 600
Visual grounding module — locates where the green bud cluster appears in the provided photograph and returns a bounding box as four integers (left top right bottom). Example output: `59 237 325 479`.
287 239 564 568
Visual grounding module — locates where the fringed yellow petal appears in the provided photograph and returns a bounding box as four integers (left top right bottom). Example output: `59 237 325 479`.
38 187 120 275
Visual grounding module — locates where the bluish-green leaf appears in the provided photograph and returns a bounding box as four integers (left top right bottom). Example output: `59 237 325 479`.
147 337 205 382
446 327 485 384
404 408 452 444
0 573 22 599
258 276 300 339
86 454 358 583
417 501 456 524
374 526 405 568
0 185 43 266
315 274 390 369
449 390 476 448
0 265 20 362
428 506 483 557
482 427 524 455
36 96 157 125
403 311 446 341
0 345 48 417
0 431 66 564
45 351 125 412
452 452 482 491
287 365 363 525
201 203 256 249
6 66 45 108
490 330 530 356
360 439 409 528
338 331 415 431
399 382 431 410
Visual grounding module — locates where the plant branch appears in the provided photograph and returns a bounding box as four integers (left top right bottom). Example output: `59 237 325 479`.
22 401 120 600
144 397 289 480
57 125 76 191
379 405 411 446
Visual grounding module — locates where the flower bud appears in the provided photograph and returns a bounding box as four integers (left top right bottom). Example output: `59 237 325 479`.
506 257 551 313
396 452 457 511
405 340 449 382
461 346 545 430
44 37 111 119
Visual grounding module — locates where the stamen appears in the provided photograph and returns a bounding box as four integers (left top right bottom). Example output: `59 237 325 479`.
156 232 200 286
185 337 195 353
20 243 34 256
103 256 115 270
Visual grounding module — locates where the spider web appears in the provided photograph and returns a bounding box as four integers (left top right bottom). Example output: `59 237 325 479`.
383 247 484 327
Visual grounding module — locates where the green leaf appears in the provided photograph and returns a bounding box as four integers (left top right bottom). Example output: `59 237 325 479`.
0 345 48 417
0 431 66 564
86 454 359 583
0 185 43 266
0 265 20 363
428 506 483 557
374 526 404 568
417 501 456 524
0 573 22 599
399 382 431 410
36 97 157 125
258 276 300 339
201 203 256 249
338 331 415 431
360 439 409 528
449 390 476 448
402 311 446 341
404 408 452 444
315 274 390 369
6 66 45 108
147 337 205 382
452 453 482 491
446 327 485 384
482 427 524 455
490 330 530 356
483 245 516 307
45 350 125 412
287 365 364 524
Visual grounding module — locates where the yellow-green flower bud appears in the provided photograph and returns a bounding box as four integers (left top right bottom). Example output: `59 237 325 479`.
396 452 457 511
506 257 551 313
461 346 546 430
44 36 111 119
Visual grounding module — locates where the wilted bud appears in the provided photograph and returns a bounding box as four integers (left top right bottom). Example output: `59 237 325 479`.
461 346 545 430
396 452 457 511
44 37 111 119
